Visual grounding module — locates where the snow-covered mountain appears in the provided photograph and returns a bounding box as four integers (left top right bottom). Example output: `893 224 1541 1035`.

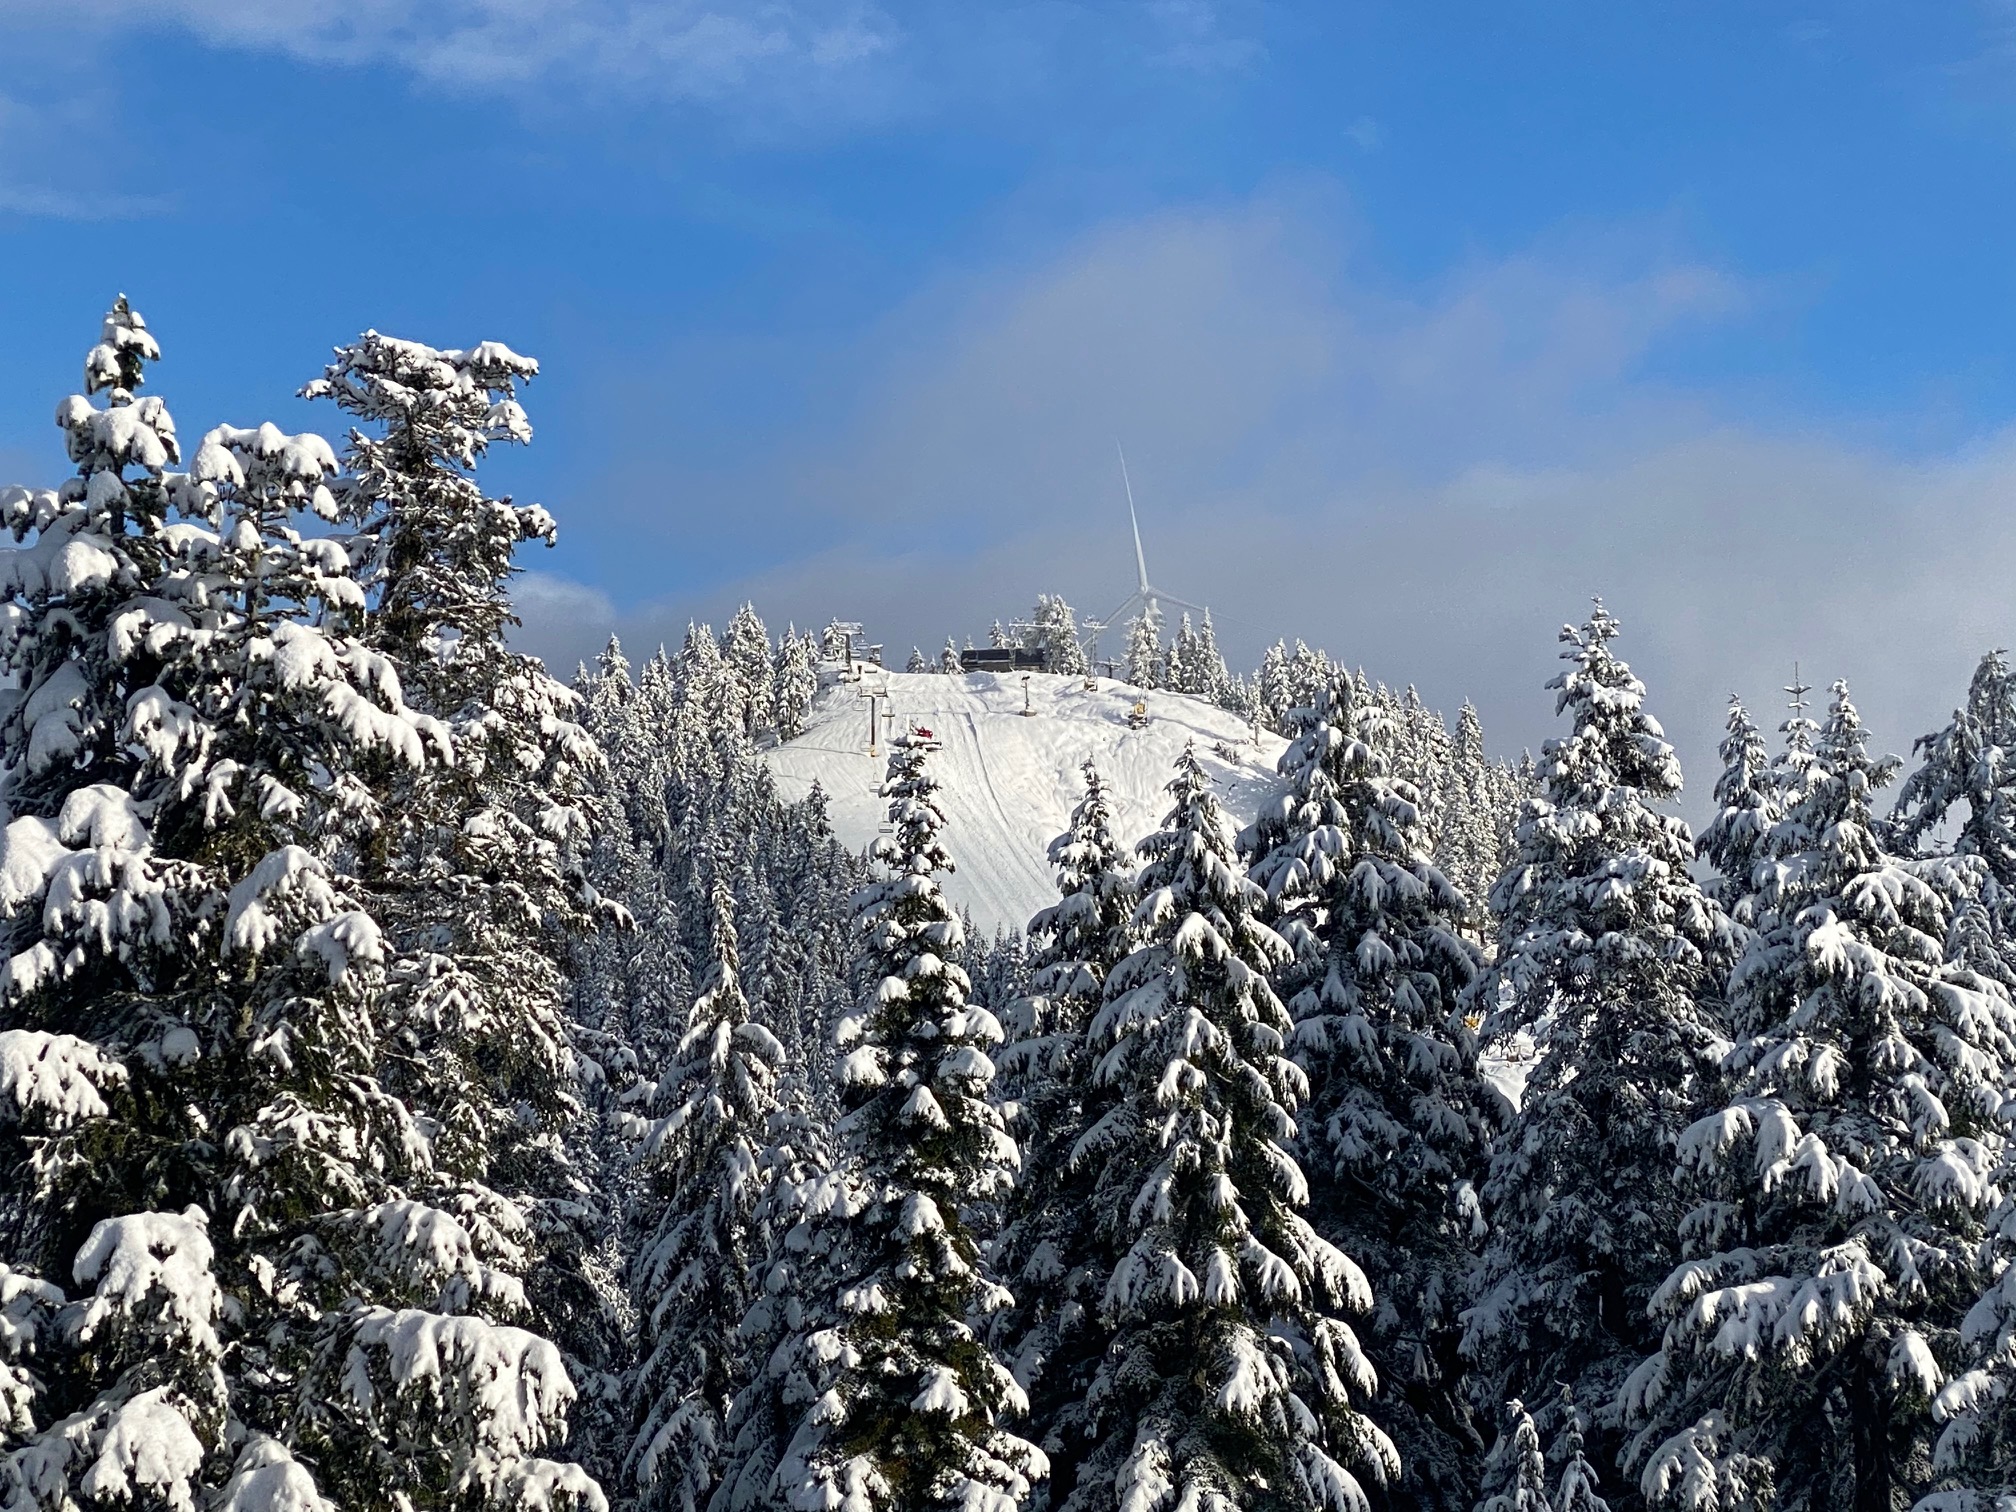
763 667 1288 932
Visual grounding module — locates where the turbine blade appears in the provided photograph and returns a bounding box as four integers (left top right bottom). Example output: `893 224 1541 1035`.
1118 442 1149 594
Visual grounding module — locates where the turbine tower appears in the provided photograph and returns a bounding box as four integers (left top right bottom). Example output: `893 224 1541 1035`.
1088 444 1209 642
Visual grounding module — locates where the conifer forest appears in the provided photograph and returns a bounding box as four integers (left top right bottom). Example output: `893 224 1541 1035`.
9 298 2016 1512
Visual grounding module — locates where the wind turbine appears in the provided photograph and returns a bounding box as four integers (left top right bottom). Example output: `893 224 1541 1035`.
1087 444 1210 649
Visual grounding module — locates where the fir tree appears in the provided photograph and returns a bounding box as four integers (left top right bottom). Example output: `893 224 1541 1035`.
1699 696 1776 927
1192 610 1231 708
708 1086 846 1512
309 329 622 1471
1477 1402 1552 1512
1067 743 1399 1512
778 734 1044 1512
1892 649 2016 897
1030 597 1088 677
1124 606 1164 691
1171 614 1200 696
1624 682 2016 1512
1244 672 1497 1509
1463 603 1729 1482
0 304 602 1511
1256 642 1294 734
626 849 785 1512
994 762 1137 1506
774 631 819 741
1475 1394 1612 1512
722 605 777 739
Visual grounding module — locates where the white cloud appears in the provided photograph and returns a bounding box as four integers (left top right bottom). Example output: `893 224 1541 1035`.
8 0 896 102
512 571 619 676
529 190 2016 823
0 0 1262 123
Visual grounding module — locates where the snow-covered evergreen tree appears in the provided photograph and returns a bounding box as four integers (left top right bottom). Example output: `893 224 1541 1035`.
777 734 1044 1512
626 847 785 1512
1463 603 1730 1479
0 303 602 1512
1244 671 1498 1509
941 638 963 675
1124 605 1164 691
1256 641 1295 734
1287 642 1331 715
308 328 622 1457
1065 742 1398 1512
994 762 1137 1502
1191 610 1231 707
1170 614 1199 695
774 631 819 741
1477 1402 1553 1512
1623 681 2016 1512
722 605 776 739
1475 1394 1611 1512
1029 597 1088 677
1893 649 2016 899
1922 1168 2016 1508
1699 696 1777 928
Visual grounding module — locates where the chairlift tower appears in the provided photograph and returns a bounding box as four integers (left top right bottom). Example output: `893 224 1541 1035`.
860 672 890 757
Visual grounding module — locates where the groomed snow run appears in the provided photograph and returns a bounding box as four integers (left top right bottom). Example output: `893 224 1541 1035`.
764 669 1288 934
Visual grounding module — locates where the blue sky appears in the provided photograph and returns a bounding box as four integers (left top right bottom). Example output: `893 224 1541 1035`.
4 1 2016 792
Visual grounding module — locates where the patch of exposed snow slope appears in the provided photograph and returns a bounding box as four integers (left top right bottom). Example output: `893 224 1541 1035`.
764 669 1286 934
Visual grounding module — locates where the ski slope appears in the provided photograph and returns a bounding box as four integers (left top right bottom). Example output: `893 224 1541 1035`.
763 668 1289 933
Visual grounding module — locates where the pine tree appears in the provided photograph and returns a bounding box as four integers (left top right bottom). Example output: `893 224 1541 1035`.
1699 696 1776 927
1170 613 1199 695
709 1087 846 1512
1256 642 1294 733
721 605 776 739
1066 742 1399 1512
1477 1402 1553 1512
1287 642 1330 714
1476 1394 1612 1512
1124 605 1164 691
1192 609 1231 708
0 305 602 1511
309 329 622 1476
1463 603 1730 1482
1892 649 2016 898
1244 671 1497 1509
1923 1174 2016 1506
1030 597 1088 677
822 620 854 664
994 762 1137 1504
774 631 819 741
777 734 1044 1512
942 639 963 676
626 848 785 1512
1623 682 2016 1512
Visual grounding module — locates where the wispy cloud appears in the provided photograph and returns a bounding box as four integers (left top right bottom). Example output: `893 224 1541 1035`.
1145 0 1264 73
6 0 899 105
0 0 1262 123
0 87 173 221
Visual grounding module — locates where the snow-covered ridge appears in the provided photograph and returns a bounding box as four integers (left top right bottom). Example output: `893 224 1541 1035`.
763 668 1288 932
